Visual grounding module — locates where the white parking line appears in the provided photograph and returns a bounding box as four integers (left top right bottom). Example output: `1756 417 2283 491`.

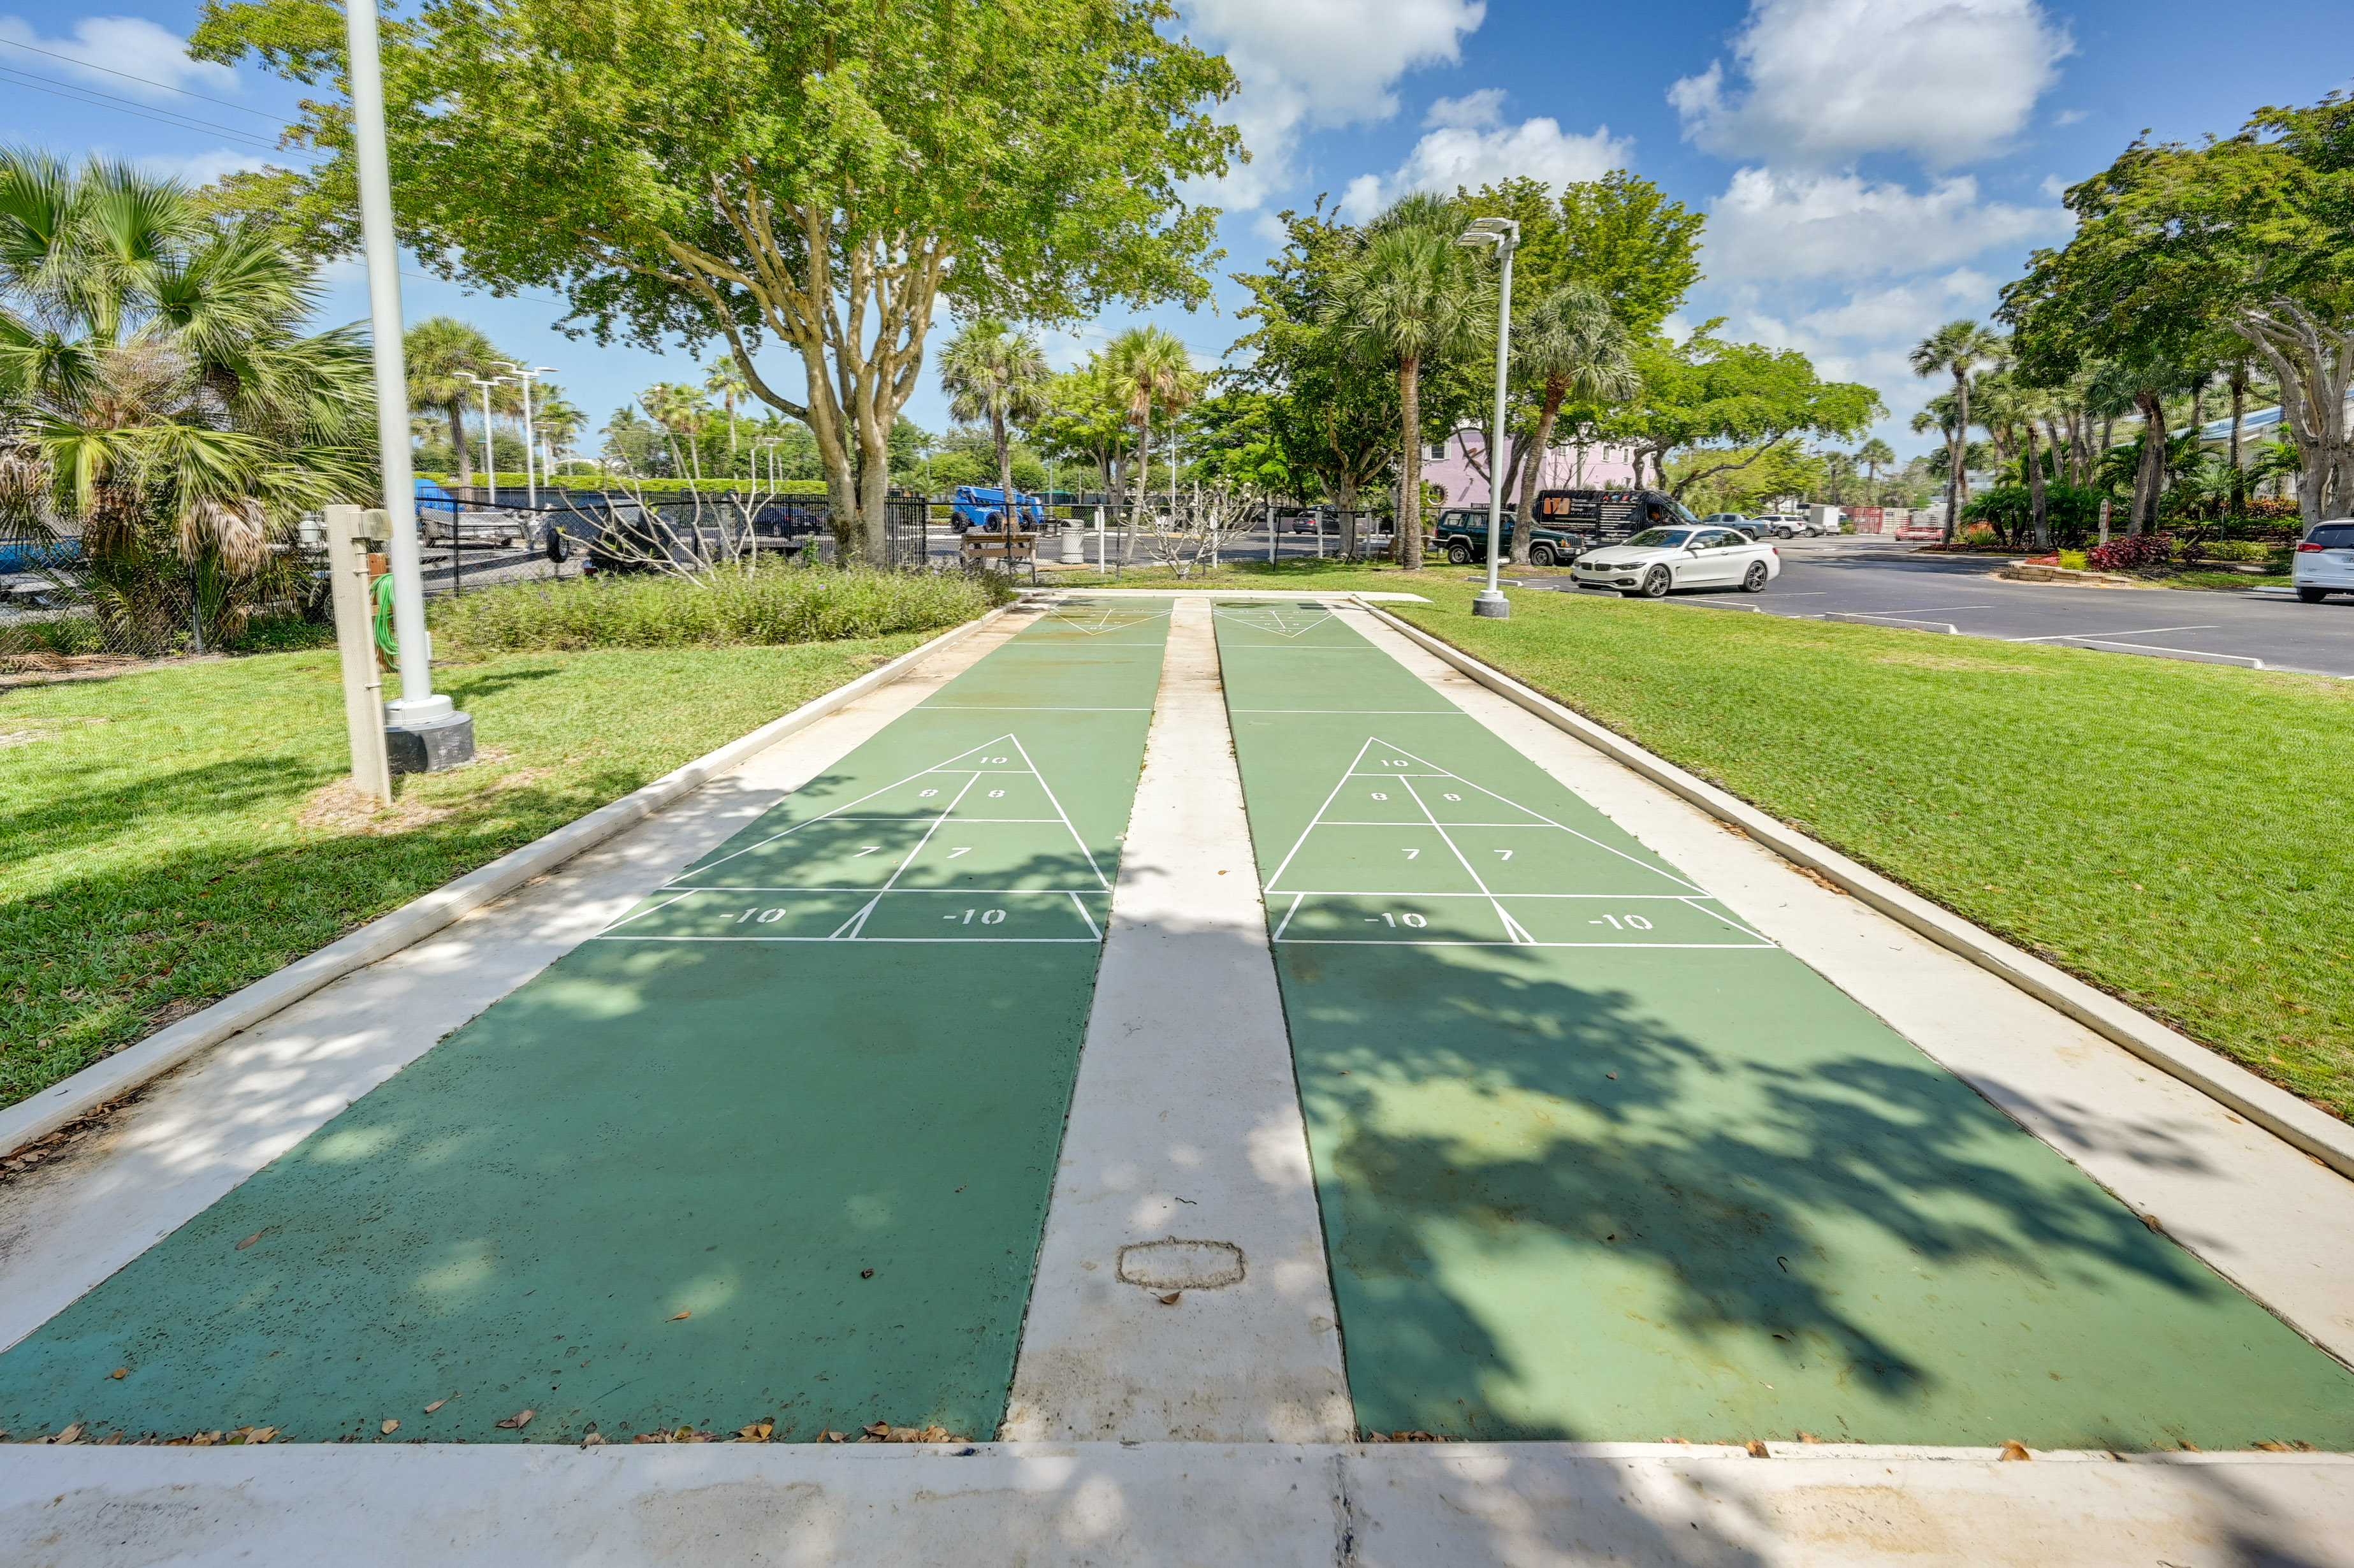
2011 624 2218 642
1836 604 1995 616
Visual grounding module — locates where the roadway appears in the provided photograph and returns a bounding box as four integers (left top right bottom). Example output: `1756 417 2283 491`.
1514 536 2354 678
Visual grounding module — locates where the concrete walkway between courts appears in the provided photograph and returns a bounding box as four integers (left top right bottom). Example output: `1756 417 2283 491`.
3 593 2351 1567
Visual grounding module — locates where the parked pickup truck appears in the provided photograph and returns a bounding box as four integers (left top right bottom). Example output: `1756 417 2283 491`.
950 486 1045 532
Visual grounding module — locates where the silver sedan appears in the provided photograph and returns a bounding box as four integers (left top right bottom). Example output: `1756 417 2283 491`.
1569 526 1782 597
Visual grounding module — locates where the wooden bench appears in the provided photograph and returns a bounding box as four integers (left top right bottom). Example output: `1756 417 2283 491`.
959 530 1038 565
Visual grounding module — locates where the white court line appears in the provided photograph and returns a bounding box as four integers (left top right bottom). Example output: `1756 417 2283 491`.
600 934 1100 945
1678 894 1776 943
1274 938 1776 949
832 773 982 938
592 887 703 935
683 734 1028 876
1010 733 1114 890
1230 709 1465 715
2010 624 2218 642
1268 891 1736 899
919 706 1153 711
1265 737 1710 897
1397 771 1537 945
642 886 1110 896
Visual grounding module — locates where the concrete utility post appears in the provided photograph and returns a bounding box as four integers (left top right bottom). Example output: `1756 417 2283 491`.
1458 216 1519 620
345 0 470 770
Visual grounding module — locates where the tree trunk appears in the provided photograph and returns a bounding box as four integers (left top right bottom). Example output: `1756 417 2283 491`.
2228 368 2247 518
1121 405 1151 565
2025 421 2049 548
1338 468 1360 560
2130 391 2167 534
1514 375 1568 567
1945 368 1970 541
993 407 1014 532
449 402 473 487
1396 356 1423 570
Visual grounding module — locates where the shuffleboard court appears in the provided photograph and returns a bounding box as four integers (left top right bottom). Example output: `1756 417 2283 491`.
1212 601 2354 1449
0 600 1173 1445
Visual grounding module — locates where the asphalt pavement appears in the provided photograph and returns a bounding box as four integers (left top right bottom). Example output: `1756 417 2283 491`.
1514 536 2354 678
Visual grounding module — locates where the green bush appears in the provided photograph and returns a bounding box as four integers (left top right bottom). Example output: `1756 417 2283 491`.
0 616 108 658
223 613 338 653
428 564 1010 657
2196 539 2272 563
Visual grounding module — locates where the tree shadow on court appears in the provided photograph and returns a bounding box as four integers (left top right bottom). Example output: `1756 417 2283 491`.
1277 936 2354 1451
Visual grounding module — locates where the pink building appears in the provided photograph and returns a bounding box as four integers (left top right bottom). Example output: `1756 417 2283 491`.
1420 426 1639 507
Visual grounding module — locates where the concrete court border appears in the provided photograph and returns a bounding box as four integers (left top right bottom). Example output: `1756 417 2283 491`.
3 1441 2350 1565
1356 597 2354 1182
0 605 1016 1158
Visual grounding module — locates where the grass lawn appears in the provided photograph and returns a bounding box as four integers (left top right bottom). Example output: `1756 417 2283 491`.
1 637 929 1110
1211 558 2354 1120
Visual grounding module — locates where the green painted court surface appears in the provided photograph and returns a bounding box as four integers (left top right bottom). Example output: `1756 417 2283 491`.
1212 602 2354 1451
0 601 1173 1445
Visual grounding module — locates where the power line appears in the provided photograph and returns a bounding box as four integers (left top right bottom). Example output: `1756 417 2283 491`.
0 66 294 154
0 34 284 119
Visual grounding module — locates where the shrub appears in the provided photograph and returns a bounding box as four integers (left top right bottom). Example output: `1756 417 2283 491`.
429 563 1009 657
2086 534 2175 570
223 613 338 653
1956 523 2002 548
2196 540 2272 563
2057 549 2088 570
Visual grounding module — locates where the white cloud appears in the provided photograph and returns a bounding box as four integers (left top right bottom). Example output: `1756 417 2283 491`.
137 147 272 188
1669 0 2071 169
1178 0 1485 208
1339 96 1631 220
1701 166 2068 282
0 14 240 99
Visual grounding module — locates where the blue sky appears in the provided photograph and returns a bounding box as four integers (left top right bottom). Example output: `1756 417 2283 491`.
3 1 2349 456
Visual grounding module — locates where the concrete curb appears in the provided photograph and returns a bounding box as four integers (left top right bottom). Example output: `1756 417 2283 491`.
0 607 1014 1157
1353 597 2354 1182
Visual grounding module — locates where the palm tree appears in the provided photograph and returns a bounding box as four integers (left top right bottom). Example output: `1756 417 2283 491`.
640 383 710 484
704 357 750 459
0 149 372 650
1102 326 1193 549
938 317 1052 530
1856 438 1895 500
404 316 504 485
1323 198 1492 568
1509 282 1637 565
1909 319 2007 541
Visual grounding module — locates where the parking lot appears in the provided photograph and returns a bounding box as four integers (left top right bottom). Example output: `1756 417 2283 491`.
1518 535 2354 678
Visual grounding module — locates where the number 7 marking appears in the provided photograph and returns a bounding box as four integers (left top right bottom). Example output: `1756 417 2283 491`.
1493 849 1513 860
852 845 882 857
1402 848 1420 859
947 846 973 859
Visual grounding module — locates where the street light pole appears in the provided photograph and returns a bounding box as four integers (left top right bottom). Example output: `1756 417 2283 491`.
1458 217 1518 620
344 0 468 763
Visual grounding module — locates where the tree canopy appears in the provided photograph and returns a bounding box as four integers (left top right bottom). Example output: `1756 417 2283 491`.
192 0 1242 559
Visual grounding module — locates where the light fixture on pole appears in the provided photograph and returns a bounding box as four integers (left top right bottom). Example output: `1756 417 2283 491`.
345 0 470 768
1457 216 1519 620
498 363 558 509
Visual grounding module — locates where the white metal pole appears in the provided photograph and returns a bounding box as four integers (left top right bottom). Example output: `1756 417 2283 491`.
345 0 434 710
480 379 495 502
1465 218 1518 620
519 373 537 508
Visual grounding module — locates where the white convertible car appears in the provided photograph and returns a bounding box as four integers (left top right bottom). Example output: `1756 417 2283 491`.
1569 525 1782 597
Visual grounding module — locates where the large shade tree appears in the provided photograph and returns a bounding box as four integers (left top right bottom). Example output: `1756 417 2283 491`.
2002 95 2354 527
0 150 371 649
193 0 1240 563
403 315 505 485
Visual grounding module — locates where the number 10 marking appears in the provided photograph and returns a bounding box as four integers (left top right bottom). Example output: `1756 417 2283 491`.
1591 913 1654 930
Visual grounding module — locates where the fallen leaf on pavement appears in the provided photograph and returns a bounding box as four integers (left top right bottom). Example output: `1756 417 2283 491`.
668 1311 690 1321
1157 1291 1181 1305
1745 1440 1770 1458
1999 1440 2031 1461
381 1419 399 1435
110 1368 127 1379
424 1399 448 1414
736 1419 774 1442
495 1409 534 1430
50 1423 84 1445
235 1230 267 1251
581 1432 607 1447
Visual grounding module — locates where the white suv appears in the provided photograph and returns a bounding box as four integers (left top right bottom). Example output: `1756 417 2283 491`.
1754 512 1819 539
2293 519 2354 602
